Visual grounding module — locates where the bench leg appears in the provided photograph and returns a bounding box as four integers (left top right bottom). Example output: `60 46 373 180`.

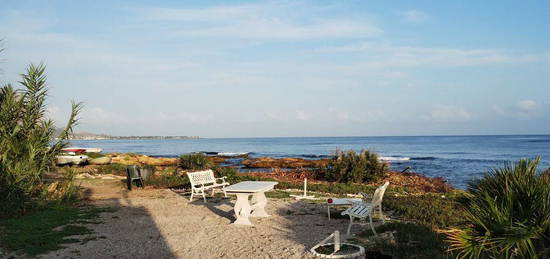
369 214 377 235
379 206 385 224
190 190 194 201
347 215 353 236
250 192 269 217
201 189 206 202
233 193 252 225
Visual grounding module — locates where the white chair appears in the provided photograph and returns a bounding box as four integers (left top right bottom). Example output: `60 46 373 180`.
187 169 229 202
341 181 390 236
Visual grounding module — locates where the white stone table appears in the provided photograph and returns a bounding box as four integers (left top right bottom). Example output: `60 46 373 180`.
223 181 278 225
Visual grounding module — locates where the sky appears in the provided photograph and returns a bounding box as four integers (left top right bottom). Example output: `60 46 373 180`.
0 0 549 137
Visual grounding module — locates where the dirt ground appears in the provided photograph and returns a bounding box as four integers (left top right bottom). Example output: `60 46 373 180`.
42 180 375 259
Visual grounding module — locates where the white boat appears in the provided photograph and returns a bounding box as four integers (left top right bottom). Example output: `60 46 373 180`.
56 155 89 165
61 147 103 153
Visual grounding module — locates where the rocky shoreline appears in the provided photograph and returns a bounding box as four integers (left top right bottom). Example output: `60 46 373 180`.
63 152 455 193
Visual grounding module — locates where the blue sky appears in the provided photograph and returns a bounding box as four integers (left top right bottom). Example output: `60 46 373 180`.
1 0 549 137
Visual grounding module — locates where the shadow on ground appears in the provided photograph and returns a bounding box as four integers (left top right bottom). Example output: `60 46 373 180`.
45 180 177 258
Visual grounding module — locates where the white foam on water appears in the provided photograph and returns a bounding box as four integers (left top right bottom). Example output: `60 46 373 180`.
378 156 411 161
217 152 249 157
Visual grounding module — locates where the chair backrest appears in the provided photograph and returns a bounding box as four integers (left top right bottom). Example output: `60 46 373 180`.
127 165 141 178
187 170 216 187
370 181 390 207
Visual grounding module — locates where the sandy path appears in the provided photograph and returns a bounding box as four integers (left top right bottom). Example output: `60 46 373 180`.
43 180 363 259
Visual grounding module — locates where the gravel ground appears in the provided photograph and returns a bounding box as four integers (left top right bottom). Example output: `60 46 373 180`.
42 180 371 259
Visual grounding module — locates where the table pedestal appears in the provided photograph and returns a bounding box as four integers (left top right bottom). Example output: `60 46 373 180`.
233 192 270 225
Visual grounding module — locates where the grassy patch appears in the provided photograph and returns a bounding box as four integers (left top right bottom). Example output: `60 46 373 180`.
358 222 448 259
96 163 127 175
265 190 291 199
145 174 190 189
384 193 466 228
0 205 112 256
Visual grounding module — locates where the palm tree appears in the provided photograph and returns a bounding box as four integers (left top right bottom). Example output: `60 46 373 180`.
0 63 82 217
446 158 550 258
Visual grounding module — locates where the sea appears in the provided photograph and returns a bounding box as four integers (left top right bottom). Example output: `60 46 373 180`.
70 135 550 189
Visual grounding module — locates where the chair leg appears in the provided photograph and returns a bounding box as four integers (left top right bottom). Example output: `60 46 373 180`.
379 206 385 224
369 214 377 235
347 215 353 236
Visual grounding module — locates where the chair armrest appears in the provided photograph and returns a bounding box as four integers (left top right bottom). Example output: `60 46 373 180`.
215 176 228 184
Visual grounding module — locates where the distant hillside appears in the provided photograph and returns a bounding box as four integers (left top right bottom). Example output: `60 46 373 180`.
53 127 198 140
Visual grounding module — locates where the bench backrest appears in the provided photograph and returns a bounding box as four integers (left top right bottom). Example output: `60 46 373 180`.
370 181 390 207
187 170 216 187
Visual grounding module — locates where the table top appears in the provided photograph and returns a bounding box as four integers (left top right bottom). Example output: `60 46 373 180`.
224 181 278 193
327 198 362 205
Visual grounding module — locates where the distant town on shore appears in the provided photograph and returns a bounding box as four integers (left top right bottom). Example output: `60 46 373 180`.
55 128 199 140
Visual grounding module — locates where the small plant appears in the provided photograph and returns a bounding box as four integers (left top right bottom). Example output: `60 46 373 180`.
323 150 389 184
212 166 238 183
178 153 212 171
446 158 550 258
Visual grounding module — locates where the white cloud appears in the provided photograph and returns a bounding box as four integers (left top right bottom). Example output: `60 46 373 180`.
493 100 542 118
423 105 471 122
142 4 383 39
296 110 310 121
314 43 548 68
397 10 429 23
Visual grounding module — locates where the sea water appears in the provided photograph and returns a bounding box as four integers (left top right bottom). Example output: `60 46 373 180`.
70 135 550 189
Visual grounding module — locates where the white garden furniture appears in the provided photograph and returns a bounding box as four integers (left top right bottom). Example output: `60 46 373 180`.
187 169 229 202
341 181 390 235
326 198 362 221
223 181 278 226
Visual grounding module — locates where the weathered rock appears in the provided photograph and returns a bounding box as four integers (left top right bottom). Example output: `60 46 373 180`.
89 156 112 165
108 153 178 166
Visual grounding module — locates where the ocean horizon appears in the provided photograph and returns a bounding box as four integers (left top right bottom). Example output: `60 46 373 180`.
70 134 550 189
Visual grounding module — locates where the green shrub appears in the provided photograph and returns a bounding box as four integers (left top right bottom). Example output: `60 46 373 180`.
178 153 212 171
446 158 550 258
323 150 388 184
213 166 238 183
0 63 81 218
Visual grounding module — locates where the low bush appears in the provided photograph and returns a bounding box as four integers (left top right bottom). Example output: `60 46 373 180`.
323 150 388 184
213 166 238 183
178 153 212 171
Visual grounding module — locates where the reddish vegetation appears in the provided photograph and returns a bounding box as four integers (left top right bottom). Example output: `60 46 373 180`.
245 169 454 193
241 157 329 168
375 171 454 193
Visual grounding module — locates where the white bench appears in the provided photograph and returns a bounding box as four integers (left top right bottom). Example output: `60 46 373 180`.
187 169 229 202
341 181 390 235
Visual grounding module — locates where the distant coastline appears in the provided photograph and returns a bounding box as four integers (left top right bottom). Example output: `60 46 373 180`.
70 135 200 140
